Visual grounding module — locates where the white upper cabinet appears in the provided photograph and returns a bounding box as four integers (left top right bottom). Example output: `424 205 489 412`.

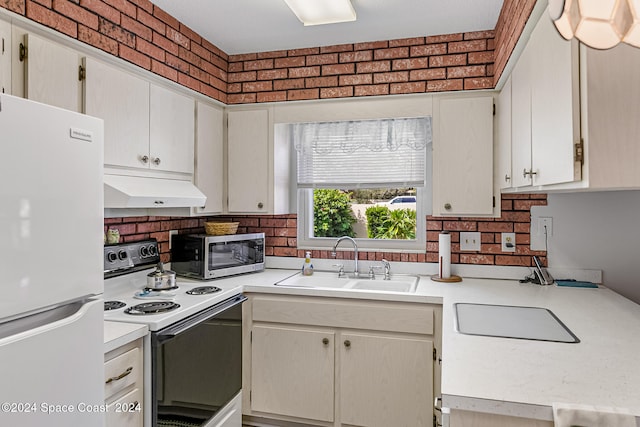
227 108 270 213
193 101 224 215
85 58 195 176
510 10 580 189
432 94 495 217
496 75 512 190
149 84 195 175
502 7 640 193
0 20 10 94
84 57 150 170
23 33 83 112
580 42 640 190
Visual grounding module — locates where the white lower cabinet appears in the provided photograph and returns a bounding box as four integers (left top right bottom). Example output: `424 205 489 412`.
104 338 144 427
243 294 441 427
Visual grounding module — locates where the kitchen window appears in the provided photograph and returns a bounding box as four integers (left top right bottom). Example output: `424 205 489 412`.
288 117 432 252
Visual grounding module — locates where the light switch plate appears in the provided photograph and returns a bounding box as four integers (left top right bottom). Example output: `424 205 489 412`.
460 232 481 251
501 232 516 252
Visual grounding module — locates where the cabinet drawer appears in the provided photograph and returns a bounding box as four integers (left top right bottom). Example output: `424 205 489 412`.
104 347 141 400
105 387 143 427
251 295 434 335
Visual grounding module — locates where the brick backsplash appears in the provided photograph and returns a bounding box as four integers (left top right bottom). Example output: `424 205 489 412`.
104 194 547 267
227 32 495 104
493 0 536 85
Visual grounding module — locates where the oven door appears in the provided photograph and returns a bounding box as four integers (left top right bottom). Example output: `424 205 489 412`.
151 294 246 426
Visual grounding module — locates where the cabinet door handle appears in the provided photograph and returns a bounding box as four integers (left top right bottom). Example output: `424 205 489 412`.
140 155 149 164
105 366 133 384
444 203 452 211
322 338 329 345
505 174 511 182
257 202 264 209
344 340 351 348
153 157 161 166
523 169 537 178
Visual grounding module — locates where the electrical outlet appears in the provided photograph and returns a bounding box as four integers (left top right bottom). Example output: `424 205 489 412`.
531 216 553 250
501 232 516 252
460 232 481 251
538 217 553 237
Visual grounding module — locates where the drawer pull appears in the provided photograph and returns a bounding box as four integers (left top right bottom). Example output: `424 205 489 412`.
322 338 329 345
105 366 133 384
344 340 351 348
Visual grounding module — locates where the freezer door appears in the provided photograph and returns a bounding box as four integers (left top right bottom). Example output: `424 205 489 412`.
0 94 104 321
0 299 104 427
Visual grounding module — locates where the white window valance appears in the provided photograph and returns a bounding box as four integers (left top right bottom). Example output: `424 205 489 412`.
294 117 432 188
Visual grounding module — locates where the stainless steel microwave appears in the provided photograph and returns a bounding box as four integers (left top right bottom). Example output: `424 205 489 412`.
171 232 265 280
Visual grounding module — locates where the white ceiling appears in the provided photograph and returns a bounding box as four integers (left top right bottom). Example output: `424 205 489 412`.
148 0 505 56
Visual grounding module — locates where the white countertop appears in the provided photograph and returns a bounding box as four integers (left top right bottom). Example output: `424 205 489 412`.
104 321 148 353
102 266 640 422
242 268 640 423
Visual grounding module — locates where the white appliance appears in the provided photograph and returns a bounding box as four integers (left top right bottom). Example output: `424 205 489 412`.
104 240 244 427
0 94 105 426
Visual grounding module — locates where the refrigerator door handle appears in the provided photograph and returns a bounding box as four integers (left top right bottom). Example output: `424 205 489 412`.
0 299 97 344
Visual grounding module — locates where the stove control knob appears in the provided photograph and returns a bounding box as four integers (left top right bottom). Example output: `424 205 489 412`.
107 251 117 263
149 245 158 256
118 250 128 260
140 246 149 257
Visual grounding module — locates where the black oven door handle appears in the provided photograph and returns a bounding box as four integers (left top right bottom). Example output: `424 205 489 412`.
154 294 247 345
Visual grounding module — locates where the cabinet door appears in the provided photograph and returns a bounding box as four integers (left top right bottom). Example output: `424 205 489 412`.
433 96 494 216
227 109 269 213
105 387 143 427
497 76 512 190
24 33 81 112
529 13 580 186
84 57 150 169
250 325 334 422
511 39 533 188
0 20 10 94
340 332 433 427
194 101 224 215
149 84 195 174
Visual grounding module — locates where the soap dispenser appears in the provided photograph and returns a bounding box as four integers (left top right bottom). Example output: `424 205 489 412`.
302 251 314 276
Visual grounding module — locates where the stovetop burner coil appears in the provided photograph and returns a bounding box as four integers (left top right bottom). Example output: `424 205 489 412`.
104 301 126 311
124 301 180 315
186 286 222 295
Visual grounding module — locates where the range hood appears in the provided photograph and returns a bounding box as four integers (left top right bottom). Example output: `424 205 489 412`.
104 174 207 209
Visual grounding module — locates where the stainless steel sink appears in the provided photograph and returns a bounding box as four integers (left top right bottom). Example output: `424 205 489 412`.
454 303 579 343
275 271 419 293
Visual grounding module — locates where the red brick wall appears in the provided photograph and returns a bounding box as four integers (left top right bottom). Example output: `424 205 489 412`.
105 194 547 268
1 0 228 103
493 0 536 85
227 32 495 104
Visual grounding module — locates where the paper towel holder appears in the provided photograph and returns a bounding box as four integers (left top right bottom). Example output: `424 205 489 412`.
431 273 462 283
432 231 462 282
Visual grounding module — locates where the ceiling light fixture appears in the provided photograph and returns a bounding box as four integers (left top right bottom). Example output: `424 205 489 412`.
549 0 640 49
283 0 356 26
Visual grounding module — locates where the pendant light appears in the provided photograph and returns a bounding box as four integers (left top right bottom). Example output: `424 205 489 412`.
549 0 640 49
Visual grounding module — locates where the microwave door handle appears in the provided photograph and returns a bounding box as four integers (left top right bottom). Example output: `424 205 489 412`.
155 294 247 341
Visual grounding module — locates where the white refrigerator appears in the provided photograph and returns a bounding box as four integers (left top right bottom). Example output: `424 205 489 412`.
0 94 105 426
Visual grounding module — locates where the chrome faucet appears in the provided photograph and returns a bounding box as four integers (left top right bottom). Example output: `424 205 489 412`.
331 236 359 277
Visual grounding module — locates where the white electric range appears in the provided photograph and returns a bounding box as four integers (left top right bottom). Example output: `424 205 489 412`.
103 239 246 427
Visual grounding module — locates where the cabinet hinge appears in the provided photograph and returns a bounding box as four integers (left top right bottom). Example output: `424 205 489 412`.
492 103 496 116
433 348 437 361
19 42 27 62
78 65 86 81
574 138 584 165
